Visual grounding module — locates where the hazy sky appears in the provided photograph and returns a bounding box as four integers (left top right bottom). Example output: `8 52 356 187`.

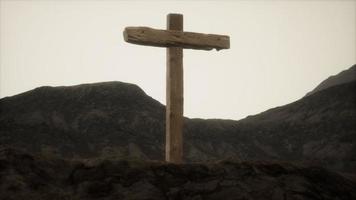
1 0 355 120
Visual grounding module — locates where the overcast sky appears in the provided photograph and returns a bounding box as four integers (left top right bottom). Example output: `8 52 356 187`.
1 0 355 120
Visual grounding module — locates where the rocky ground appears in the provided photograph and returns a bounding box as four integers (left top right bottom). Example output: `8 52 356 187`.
1 148 355 200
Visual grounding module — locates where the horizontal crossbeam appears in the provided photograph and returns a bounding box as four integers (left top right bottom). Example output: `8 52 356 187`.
123 27 230 51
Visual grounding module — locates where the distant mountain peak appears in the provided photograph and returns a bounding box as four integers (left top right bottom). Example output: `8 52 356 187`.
306 64 356 96
1 81 152 107
25 81 145 97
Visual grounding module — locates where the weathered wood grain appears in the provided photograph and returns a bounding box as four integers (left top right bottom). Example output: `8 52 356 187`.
165 14 183 164
123 13 230 164
123 26 230 51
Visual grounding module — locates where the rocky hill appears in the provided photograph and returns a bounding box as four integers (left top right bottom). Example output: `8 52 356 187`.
0 69 356 173
235 80 356 171
0 82 166 160
1 147 355 200
186 80 356 172
306 64 356 96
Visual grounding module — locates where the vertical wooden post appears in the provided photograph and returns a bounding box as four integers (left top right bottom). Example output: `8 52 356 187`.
166 13 183 163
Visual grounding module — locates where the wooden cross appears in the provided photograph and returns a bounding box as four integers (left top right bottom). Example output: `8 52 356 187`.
123 13 230 163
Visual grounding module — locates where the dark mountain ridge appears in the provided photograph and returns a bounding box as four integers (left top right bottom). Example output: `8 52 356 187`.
1 71 355 173
1 81 166 159
306 64 356 96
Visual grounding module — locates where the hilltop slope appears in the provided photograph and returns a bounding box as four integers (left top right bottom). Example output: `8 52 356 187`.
306 64 356 96
1 148 355 200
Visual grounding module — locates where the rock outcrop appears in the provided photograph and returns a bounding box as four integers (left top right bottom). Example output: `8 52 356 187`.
1 148 355 200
